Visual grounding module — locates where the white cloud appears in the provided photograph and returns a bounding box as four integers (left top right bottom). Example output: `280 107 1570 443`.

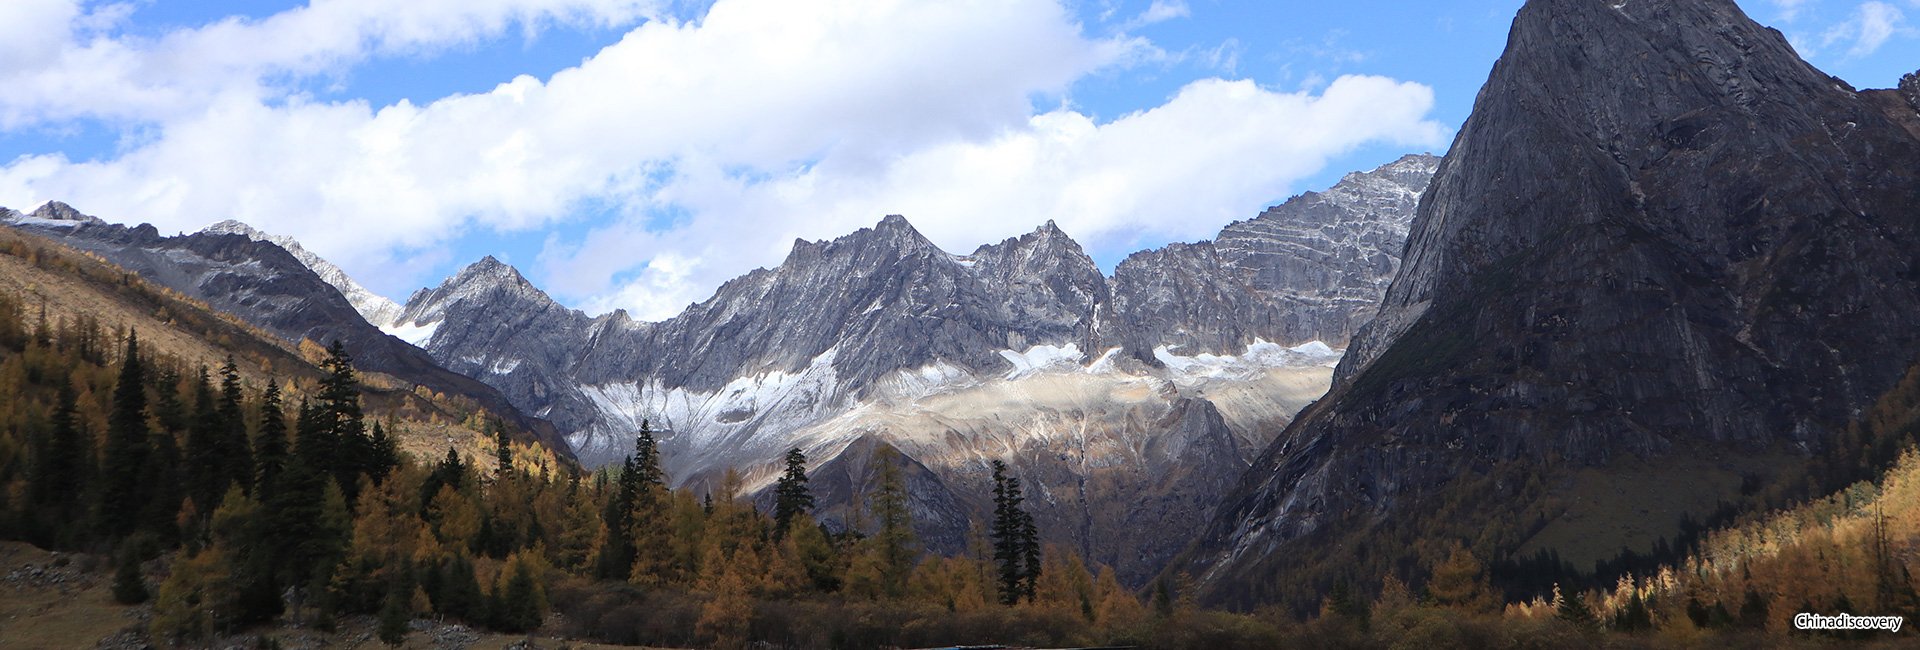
1821 1 1910 58
1773 0 1811 22
554 75 1448 319
0 0 1446 323
1120 0 1190 31
0 0 658 128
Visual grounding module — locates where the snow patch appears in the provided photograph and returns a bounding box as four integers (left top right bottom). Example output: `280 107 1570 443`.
1156 339 1345 385
997 343 1086 379
385 319 440 346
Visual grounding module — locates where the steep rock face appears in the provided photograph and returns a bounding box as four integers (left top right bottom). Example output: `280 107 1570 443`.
1112 154 1436 354
1184 0 1920 608
200 220 405 331
391 256 595 436
0 205 573 458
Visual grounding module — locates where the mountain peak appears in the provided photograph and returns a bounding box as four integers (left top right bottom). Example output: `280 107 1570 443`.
200 219 264 238
28 201 102 224
453 255 529 287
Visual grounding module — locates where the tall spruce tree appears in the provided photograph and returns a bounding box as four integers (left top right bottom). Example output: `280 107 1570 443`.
594 444 641 581
30 381 84 517
494 422 512 476
185 368 225 519
99 330 150 538
990 460 1040 605
318 341 373 496
254 381 289 498
216 358 253 493
773 447 814 539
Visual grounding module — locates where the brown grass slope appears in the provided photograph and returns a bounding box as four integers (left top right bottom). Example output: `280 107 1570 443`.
0 225 571 474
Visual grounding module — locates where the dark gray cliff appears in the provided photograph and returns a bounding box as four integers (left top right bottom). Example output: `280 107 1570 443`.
1111 154 1437 355
1182 0 1920 608
0 203 572 458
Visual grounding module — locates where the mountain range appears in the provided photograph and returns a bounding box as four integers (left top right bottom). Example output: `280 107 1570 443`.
1 153 1437 582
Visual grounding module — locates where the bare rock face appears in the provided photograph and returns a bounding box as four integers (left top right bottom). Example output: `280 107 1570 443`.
1111 155 1438 355
201 220 404 331
1182 0 1920 609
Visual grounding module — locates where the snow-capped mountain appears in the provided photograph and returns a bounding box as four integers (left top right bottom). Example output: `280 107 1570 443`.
379 155 1435 580
199 220 406 336
2 153 1432 581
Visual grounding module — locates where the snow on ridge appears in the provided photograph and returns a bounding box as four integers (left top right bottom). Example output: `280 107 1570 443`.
998 343 1086 379
199 219 407 331
385 319 441 347
574 347 850 480
1155 338 1345 383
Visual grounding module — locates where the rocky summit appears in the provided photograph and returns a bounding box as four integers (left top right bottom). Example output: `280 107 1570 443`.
1179 0 1920 608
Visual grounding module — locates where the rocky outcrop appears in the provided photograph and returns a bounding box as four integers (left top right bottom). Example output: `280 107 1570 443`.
1111 154 1437 355
201 220 405 333
1181 0 1920 608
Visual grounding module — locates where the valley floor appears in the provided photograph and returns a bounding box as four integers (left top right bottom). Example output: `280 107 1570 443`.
0 542 665 650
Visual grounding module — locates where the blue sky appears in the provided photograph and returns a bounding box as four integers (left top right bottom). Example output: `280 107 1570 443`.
1 0 1915 320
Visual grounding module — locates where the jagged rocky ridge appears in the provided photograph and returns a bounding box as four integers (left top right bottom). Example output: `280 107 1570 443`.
1179 0 1920 608
201 220 406 333
0 204 573 459
380 155 1434 581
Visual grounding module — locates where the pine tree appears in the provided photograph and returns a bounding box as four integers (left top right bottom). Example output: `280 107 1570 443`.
186 368 226 521
30 381 85 518
254 381 289 498
773 447 814 539
217 357 253 494
113 545 150 605
295 399 336 478
1553 584 1597 631
990 460 1039 605
494 421 512 476
99 330 151 538
377 590 409 646
595 435 643 581
367 421 397 483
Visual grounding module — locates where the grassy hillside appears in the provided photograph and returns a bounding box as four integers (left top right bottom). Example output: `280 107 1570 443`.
0 225 567 474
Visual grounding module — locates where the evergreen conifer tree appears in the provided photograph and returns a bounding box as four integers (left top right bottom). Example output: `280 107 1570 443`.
113 545 149 605
30 381 84 518
99 331 151 538
217 358 253 493
990 460 1039 605
773 447 814 539
254 381 289 498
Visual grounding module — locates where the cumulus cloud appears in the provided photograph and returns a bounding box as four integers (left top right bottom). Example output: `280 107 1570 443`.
0 0 1446 322
1820 1 1910 58
1120 0 1190 31
1773 0 1811 22
552 75 1448 319
0 0 658 128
